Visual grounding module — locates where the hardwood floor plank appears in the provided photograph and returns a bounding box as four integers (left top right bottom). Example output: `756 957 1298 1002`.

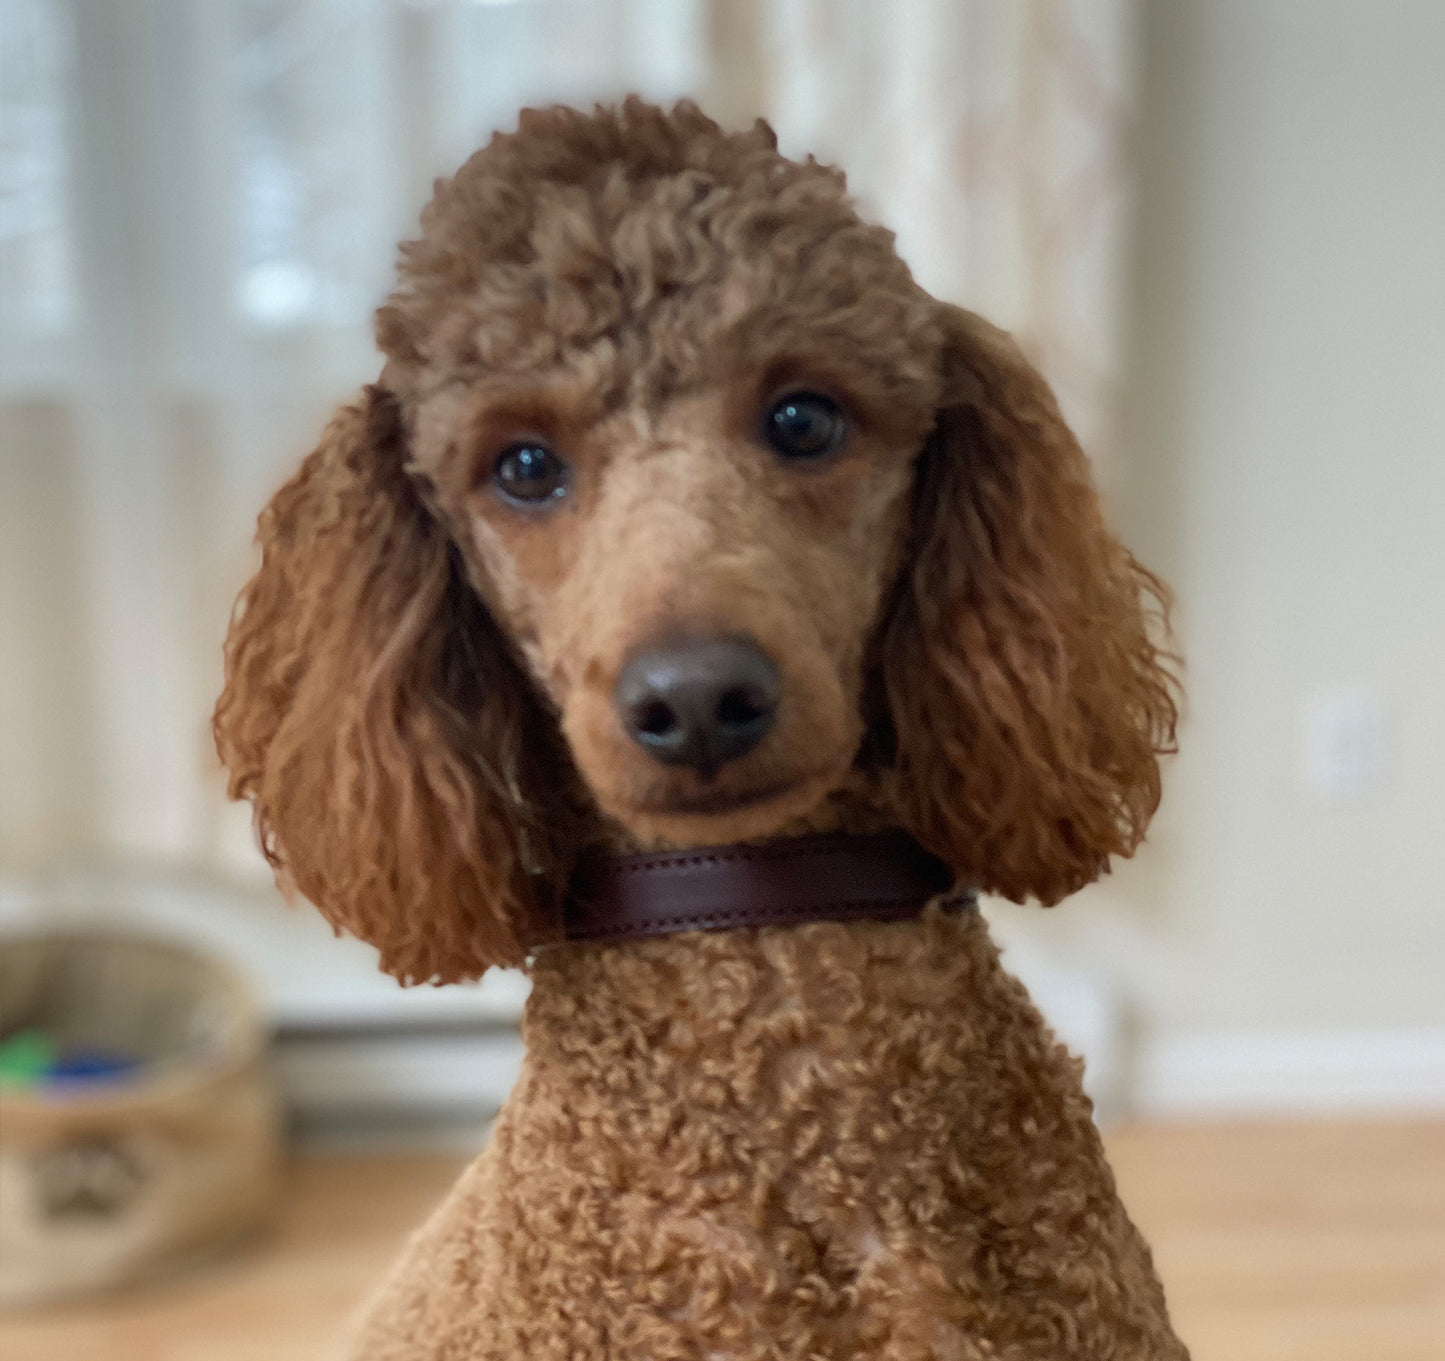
1109 1120 1445 1361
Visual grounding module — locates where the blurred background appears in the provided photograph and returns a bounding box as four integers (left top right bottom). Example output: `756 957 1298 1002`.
1 1 1441 1357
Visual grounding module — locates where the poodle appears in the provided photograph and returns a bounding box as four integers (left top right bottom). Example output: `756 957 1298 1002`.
215 99 1186 1359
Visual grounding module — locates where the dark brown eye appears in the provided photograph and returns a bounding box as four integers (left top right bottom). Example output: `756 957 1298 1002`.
764 391 848 460
493 441 568 503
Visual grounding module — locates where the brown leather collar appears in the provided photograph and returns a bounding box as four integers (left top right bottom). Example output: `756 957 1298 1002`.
561 831 971 945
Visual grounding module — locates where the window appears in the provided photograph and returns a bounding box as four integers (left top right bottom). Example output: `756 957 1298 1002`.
0 0 76 333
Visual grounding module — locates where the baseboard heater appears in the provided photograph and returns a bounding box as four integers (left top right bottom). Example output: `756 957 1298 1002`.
274 1019 524 1148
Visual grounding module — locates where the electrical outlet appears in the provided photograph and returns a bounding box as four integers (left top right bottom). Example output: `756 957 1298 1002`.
1299 684 1389 804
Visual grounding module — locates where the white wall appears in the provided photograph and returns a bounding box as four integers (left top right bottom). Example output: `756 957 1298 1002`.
990 0 1445 1111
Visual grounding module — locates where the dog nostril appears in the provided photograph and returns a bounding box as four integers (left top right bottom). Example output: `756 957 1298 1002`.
635 699 679 738
716 685 770 730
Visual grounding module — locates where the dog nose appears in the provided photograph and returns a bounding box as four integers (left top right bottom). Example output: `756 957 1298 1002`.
615 637 780 773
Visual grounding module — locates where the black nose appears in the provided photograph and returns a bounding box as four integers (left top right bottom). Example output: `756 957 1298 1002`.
615 637 780 773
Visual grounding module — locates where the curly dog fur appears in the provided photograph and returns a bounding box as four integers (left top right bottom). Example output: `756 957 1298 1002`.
216 100 1185 1357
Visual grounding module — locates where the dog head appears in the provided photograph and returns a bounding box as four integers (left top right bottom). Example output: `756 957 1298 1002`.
214 101 1178 982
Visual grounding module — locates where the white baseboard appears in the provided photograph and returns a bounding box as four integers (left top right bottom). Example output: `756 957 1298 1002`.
275 1030 524 1122
1132 1026 1445 1118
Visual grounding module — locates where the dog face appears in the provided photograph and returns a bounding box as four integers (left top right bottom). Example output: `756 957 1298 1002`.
215 101 1178 982
403 234 943 847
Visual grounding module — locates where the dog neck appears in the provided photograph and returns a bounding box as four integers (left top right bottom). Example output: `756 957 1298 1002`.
560 830 967 946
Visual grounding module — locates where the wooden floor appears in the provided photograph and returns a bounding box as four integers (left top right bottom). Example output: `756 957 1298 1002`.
3 1120 1442 1360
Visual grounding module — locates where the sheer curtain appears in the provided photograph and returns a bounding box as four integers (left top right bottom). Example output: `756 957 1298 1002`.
0 0 1136 968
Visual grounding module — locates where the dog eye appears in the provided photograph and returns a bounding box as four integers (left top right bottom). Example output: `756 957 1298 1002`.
493 441 568 503
764 392 848 460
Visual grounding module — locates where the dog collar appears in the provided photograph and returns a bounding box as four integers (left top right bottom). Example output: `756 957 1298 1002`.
561 831 972 945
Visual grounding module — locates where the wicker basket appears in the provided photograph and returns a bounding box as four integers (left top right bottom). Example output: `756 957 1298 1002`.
0 930 283 1306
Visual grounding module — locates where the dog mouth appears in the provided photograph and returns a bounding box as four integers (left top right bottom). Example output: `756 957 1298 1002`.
616 757 845 824
627 779 800 817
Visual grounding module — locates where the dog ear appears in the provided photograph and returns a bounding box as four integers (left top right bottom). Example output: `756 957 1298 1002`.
882 305 1180 905
213 386 575 981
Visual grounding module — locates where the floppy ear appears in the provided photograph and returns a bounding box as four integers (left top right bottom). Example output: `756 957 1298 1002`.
883 305 1180 905
213 386 575 982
